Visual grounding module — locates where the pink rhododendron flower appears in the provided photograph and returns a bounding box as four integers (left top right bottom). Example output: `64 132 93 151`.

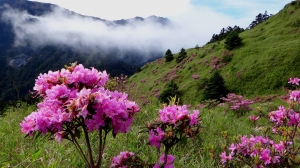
111 151 135 168
222 93 254 112
260 149 271 165
149 127 165 148
192 74 199 79
289 90 300 102
190 110 200 125
221 135 284 166
153 154 175 168
220 152 232 164
158 105 199 125
20 64 139 142
249 115 260 121
147 104 201 158
288 77 300 85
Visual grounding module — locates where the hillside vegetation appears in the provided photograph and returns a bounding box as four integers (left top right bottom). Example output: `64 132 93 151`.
127 2 300 106
1 1 300 168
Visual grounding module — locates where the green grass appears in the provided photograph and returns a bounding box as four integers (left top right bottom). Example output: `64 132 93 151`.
1 1 300 168
0 104 86 167
0 97 287 167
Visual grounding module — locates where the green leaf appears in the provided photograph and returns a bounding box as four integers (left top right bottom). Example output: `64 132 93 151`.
32 149 42 161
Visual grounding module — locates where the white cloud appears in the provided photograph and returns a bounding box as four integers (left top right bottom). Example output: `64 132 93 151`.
1 0 291 61
2 4 242 59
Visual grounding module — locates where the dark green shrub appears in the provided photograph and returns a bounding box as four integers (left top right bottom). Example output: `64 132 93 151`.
159 80 180 103
199 53 206 58
221 50 234 63
224 31 242 50
203 71 228 101
136 67 142 72
197 78 209 91
176 48 187 63
292 19 300 27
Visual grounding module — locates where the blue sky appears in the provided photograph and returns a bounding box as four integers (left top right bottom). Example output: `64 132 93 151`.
190 0 290 19
30 0 290 22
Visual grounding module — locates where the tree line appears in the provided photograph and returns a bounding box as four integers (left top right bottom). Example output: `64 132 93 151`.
207 11 271 44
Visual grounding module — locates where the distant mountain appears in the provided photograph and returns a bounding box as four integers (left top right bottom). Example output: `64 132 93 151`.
0 0 171 102
112 16 171 26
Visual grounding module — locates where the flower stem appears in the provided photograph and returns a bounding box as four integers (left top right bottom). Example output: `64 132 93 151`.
71 133 91 167
96 128 109 167
83 125 95 167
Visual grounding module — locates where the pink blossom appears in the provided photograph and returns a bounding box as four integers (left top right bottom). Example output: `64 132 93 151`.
190 110 200 125
289 90 300 102
222 93 254 112
220 152 232 164
288 77 300 85
192 74 199 79
260 149 271 165
154 154 175 168
20 64 139 142
149 127 165 148
221 135 285 166
111 151 135 168
249 115 260 121
147 105 201 152
273 141 285 153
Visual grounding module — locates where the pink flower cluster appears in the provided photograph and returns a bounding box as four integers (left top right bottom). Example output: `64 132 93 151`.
289 90 300 103
269 106 300 132
161 70 177 83
288 77 300 85
221 135 286 166
149 127 165 148
192 74 199 79
221 78 300 167
158 105 200 126
249 115 260 121
222 93 254 112
148 105 200 148
140 78 149 83
20 64 139 142
153 154 175 168
33 64 109 96
221 49 233 57
111 151 135 168
203 54 228 70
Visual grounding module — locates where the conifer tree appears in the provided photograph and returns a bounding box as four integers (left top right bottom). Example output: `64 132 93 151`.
224 31 242 50
164 49 174 62
203 71 228 101
176 48 187 63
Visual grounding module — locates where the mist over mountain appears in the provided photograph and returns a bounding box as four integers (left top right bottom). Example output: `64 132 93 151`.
2 4 173 59
0 0 177 102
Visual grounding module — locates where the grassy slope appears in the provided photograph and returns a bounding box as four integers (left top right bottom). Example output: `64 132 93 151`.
1 2 300 168
127 2 300 106
2 100 285 167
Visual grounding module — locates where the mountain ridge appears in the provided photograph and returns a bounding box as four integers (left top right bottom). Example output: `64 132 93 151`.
0 0 170 102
